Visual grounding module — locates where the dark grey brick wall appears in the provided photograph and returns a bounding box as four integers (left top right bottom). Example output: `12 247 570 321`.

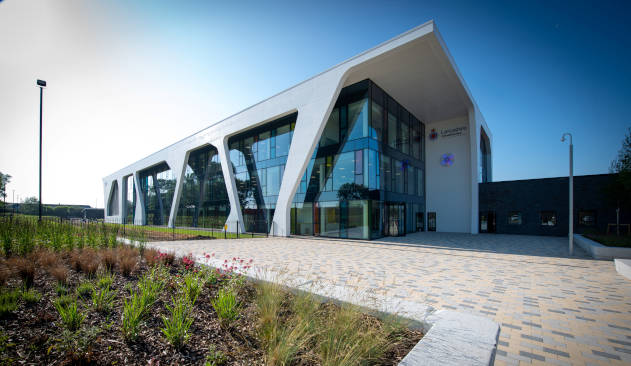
479 174 629 236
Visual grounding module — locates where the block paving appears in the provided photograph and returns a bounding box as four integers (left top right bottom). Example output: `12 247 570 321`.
148 232 631 365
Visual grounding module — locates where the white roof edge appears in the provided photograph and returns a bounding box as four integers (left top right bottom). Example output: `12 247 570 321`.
106 21 438 175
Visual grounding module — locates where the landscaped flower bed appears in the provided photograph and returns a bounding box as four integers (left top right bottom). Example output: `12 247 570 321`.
0 218 422 365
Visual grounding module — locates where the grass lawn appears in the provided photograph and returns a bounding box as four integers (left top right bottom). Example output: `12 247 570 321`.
131 225 267 240
583 233 631 247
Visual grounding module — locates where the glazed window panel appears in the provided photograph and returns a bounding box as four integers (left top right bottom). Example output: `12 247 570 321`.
229 113 297 232
320 201 340 237
347 200 369 239
579 210 596 226
139 163 176 226
333 152 355 191
540 211 557 226
394 160 404 193
276 124 291 157
369 150 379 190
371 99 383 141
417 168 424 197
399 109 410 155
321 108 340 147
125 175 135 224
508 211 522 225
411 118 421 160
382 155 392 192
347 99 369 141
387 112 397 149
176 145 230 229
407 166 415 195
257 131 271 161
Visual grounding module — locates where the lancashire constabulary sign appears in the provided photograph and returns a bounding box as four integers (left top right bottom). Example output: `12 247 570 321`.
439 126 467 138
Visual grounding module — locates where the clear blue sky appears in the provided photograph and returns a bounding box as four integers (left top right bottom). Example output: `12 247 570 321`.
1 0 630 205
119 0 631 181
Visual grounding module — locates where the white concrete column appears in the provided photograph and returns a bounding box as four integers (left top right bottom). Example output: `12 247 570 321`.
272 70 347 236
167 155 188 228
214 138 245 233
133 172 146 226
103 180 111 219
468 107 480 234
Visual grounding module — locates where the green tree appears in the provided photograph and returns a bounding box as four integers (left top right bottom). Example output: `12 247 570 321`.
607 128 631 228
0 172 11 206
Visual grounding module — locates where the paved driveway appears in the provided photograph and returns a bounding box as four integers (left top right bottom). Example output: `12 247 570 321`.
148 232 631 366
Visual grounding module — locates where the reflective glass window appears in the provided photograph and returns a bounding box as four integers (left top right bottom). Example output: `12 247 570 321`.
369 150 379 190
347 99 368 141
333 152 354 190
257 131 270 161
399 109 410 154
394 159 403 193
388 112 397 149
275 124 291 157
320 108 339 147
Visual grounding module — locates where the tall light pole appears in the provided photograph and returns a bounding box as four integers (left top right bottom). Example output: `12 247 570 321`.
37 79 46 222
561 133 573 256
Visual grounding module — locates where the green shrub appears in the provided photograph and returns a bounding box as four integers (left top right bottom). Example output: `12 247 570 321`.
121 290 145 341
55 283 69 296
205 344 227 366
97 272 114 289
0 289 20 317
22 288 42 304
92 284 116 313
55 294 74 308
76 282 94 300
161 296 194 349
137 267 165 308
212 288 238 327
121 270 165 342
55 297 85 331
183 271 202 305
55 326 101 364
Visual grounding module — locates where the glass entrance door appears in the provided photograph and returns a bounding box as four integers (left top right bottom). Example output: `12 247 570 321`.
384 203 405 236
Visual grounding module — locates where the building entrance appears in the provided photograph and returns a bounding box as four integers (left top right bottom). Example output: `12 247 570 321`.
384 203 405 236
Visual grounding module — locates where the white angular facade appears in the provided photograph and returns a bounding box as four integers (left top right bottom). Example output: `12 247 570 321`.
103 21 492 237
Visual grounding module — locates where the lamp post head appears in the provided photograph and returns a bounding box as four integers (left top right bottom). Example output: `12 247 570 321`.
36 79 46 87
561 132 572 144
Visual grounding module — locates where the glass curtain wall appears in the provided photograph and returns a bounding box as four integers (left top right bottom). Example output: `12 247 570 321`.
229 113 296 233
125 175 135 224
290 79 425 239
139 163 176 226
479 130 490 183
175 145 230 229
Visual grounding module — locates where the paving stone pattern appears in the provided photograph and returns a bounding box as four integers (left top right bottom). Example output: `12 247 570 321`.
148 232 631 366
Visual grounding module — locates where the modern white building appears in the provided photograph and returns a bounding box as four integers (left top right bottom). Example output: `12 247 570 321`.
103 20 492 239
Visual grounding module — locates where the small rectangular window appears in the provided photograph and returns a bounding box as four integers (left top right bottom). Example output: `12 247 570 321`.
540 211 557 226
508 211 522 225
579 210 596 226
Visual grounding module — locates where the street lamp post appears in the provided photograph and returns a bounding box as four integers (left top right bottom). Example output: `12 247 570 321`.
37 79 46 222
561 133 573 256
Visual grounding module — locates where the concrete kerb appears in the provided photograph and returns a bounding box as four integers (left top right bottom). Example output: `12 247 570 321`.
574 234 631 260
615 259 631 280
123 239 499 366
